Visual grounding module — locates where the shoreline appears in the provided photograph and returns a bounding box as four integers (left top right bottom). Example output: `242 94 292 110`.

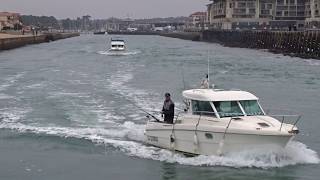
0 32 80 51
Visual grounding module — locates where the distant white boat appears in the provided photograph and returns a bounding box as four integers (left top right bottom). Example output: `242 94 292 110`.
109 39 126 51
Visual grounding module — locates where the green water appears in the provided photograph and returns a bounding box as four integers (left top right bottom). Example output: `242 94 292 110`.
0 35 319 180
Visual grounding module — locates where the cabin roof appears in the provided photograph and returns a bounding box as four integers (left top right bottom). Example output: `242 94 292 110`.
111 39 125 42
182 89 258 101
111 40 125 45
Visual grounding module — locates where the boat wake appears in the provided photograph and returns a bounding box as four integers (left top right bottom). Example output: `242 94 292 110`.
0 62 318 169
97 50 140 56
0 117 319 168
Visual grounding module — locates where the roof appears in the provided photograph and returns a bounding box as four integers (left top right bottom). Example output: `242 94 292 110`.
0 12 20 16
190 12 207 17
182 89 259 101
111 40 125 45
111 39 124 42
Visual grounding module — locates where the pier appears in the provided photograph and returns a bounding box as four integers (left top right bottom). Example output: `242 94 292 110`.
0 32 80 51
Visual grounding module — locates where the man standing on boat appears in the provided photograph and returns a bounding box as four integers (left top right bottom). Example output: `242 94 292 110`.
162 93 175 124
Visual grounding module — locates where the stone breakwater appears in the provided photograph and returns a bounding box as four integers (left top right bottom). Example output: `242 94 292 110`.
202 30 320 60
160 30 320 60
0 33 80 50
159 32 201 41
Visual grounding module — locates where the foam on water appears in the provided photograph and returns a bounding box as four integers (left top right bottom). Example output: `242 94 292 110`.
106 68 163 114
97 50 140 56
0 103 318 168
0 72 26 91
304 59 320 66
0 117 318 168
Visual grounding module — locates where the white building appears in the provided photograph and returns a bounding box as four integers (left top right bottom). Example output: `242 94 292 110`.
207 0 317 30
0 12 21 30
306 0 320 28
189 12 207 28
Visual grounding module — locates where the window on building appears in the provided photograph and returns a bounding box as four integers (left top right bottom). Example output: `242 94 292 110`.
276 11 282 16
247 2 255 8
249 9 256 14
297 0 305 5
277 0 284 5
238 2 246 8
289 11 297 16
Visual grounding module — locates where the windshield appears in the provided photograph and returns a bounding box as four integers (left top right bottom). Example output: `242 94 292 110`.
240 100 264 116
192 100 215 116
213 101 244 118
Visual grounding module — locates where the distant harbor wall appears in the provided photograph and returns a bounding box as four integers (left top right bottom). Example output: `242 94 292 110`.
159 32 201 41
107 31 159 35
100 30 320 59
202 30 320 59
0 33 80 51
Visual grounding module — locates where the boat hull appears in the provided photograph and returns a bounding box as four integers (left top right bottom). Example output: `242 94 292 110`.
145 125 293 155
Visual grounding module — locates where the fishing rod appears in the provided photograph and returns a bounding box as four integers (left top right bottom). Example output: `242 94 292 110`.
180 61 186 90
125 99 161 122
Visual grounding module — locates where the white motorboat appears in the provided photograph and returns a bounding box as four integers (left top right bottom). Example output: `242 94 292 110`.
145 88 300 156
109 39 126 51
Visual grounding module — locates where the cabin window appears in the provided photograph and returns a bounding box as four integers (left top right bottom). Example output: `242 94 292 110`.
239 100 264 116
191 100 215 116
213 101 244 118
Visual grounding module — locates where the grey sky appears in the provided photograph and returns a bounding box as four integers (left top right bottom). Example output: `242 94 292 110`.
1 0 207 19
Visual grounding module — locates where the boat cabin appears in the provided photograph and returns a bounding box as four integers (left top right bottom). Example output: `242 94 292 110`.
110 39 125 50
182 89 265 118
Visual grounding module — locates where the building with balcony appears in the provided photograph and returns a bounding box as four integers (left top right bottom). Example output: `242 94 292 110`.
207 0 318 30
305 0 320 28
189 12 207 29
0 12 22 30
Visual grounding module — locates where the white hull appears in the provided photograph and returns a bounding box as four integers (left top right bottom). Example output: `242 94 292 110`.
145 120 294 156
144 89 299 156
109 48 126 51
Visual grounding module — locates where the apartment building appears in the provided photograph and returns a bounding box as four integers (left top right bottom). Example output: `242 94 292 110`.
306 0 320 28
189 12 207 28
207 0 318 30
0 12 21 30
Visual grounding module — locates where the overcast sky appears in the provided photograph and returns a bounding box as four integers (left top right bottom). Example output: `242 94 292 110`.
1 0 207 19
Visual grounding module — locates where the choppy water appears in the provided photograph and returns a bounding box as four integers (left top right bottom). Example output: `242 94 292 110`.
0 35 319 180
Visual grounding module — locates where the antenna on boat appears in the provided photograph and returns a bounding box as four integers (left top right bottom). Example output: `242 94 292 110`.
207 50 210 89
181 61 186 90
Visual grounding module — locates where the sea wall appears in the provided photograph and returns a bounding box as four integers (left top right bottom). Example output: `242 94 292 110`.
107 31 159 35
0 33 80 50
159 32 201 41
202 30 320 59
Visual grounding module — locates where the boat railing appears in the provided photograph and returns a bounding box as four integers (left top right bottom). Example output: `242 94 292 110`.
269 114 301 132
265 108 301 131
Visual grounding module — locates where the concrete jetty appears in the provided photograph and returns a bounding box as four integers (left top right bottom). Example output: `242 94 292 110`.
0 32 80 51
